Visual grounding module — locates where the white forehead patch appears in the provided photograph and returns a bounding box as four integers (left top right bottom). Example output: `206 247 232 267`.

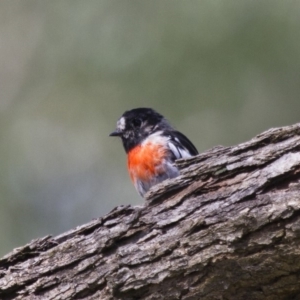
117 117 126 131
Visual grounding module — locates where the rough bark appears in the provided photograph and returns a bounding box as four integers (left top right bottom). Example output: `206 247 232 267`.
1 123 300 300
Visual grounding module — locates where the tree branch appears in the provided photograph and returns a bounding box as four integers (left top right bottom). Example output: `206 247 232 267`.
1 123 300 299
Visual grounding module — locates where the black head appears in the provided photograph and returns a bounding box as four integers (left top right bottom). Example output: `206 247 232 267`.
110 108 171 152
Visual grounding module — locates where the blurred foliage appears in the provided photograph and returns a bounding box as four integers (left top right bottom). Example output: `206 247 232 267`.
0 0 300 256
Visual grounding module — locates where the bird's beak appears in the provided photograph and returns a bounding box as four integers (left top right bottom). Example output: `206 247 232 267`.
109 129 122 137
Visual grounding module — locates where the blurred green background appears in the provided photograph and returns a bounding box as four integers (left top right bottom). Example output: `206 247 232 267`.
0 1 299 256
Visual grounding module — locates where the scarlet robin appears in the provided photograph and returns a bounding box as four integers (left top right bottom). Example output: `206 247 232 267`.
110 108 198 197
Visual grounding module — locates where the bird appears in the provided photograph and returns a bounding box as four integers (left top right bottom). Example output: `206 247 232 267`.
110 108 198 197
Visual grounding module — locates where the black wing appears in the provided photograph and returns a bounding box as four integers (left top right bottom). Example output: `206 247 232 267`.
163 130 198 160
171 130 198 155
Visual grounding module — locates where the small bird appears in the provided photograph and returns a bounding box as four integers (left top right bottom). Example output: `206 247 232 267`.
110 108 198 197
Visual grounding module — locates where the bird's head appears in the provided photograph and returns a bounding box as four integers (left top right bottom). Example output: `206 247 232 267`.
110 108 170 152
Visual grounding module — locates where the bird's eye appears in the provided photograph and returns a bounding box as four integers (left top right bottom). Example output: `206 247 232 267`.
132 118 142 128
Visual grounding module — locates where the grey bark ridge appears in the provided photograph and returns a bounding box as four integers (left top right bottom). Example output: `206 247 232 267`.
1 123 300 300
